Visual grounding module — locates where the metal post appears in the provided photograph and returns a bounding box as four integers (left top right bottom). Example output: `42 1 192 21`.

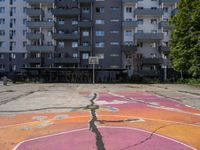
164 65 167 81
93 64 95 84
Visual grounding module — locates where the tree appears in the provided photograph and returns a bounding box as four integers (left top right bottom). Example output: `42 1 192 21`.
170 0 200 78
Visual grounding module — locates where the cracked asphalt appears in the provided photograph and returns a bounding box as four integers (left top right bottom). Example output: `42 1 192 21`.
0 83 200 150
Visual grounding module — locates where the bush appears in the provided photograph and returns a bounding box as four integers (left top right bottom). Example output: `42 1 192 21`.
176 78 200 85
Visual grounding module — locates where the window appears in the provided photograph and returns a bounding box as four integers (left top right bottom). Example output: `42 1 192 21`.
0 30 5 36
0 7 5 13
82 53 89 59
23 41 27 47
96 20 104 25
0 64 5 70
151 30 157 33
126 7 132 13
110 42 119 46
151 19 157 24
82 31 89 37
73 53 78 58
163 7 168 13
96 31 104 36
110 30 119 34
95 42 104 48
58 19 64 25
58 42 64 48
72 42 78 48
110 19 119 22
0 53 4 59
0 41 5 47
72 19 78 25
138 19 143 24
96 54 104 59
125 30 132 36
0 18 5 24
137 30 143 33
137 42 143 47
163 30 169 36
83 7 90 13
96 7 104 13
11 53 16 59
150 42 157 48
111 7 120 11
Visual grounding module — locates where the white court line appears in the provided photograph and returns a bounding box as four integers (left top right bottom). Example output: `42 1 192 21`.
13 126 197 150
107 92 200 116
0 114 200 129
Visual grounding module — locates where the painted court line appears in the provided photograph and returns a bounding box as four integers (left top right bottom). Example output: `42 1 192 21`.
13 126 197 150
0 114 200 129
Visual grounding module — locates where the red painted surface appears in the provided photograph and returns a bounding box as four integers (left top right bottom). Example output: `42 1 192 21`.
16 128 193 150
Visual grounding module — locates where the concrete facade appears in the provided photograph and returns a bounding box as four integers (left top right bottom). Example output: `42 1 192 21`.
0 0 179 82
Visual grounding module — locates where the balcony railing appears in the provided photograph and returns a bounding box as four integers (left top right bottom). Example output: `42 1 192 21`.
135 70 160 77
54 58 79 64
135 33 163 40
26 45 55 52
122 21 138 28
52 8 80 17
159 46 170 54
122 0 137 4
52 33 79 40
26 0 55 5
27 21 55 28
159 0 179 5
26 8 44 17
78 45 92 51
78 0 93 3
26 33 44 40
78 21 92 28
159 21 173 30
27 57 41 63
122 44 137 52
135 8 163 16
142 58 163 65
171 8 178 16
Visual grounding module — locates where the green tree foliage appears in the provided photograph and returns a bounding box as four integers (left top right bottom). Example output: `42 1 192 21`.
170 0 200 77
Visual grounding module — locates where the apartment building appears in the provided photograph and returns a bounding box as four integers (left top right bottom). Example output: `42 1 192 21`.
0 0 179 82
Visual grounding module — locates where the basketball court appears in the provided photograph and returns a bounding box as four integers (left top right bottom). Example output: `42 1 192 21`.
0 84 199 150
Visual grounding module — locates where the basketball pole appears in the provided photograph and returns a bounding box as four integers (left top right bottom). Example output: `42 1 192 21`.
93 64 95 84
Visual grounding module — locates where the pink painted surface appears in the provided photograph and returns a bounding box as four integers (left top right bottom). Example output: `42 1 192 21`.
98 92 200 113
16 128 193 150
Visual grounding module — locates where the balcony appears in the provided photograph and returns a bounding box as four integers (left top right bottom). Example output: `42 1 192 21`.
122 21 137 28
27 57 41 63
26 33 44 40
27 45 55 52
122 0 137 4
52 33 79 40
135 8 163 16
159 46 170 54
27 21 55 28
142 58 163 65
135 33 163 41
26 8 44 17
137 70 160 77
54 58 79 64
78 0 93 3
159 0 179 5
26 0 54 5
159 21 173 30
122 44 137 52
78 21 92 28
78 45 92 52
52 8 80 17
171 8 178 16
